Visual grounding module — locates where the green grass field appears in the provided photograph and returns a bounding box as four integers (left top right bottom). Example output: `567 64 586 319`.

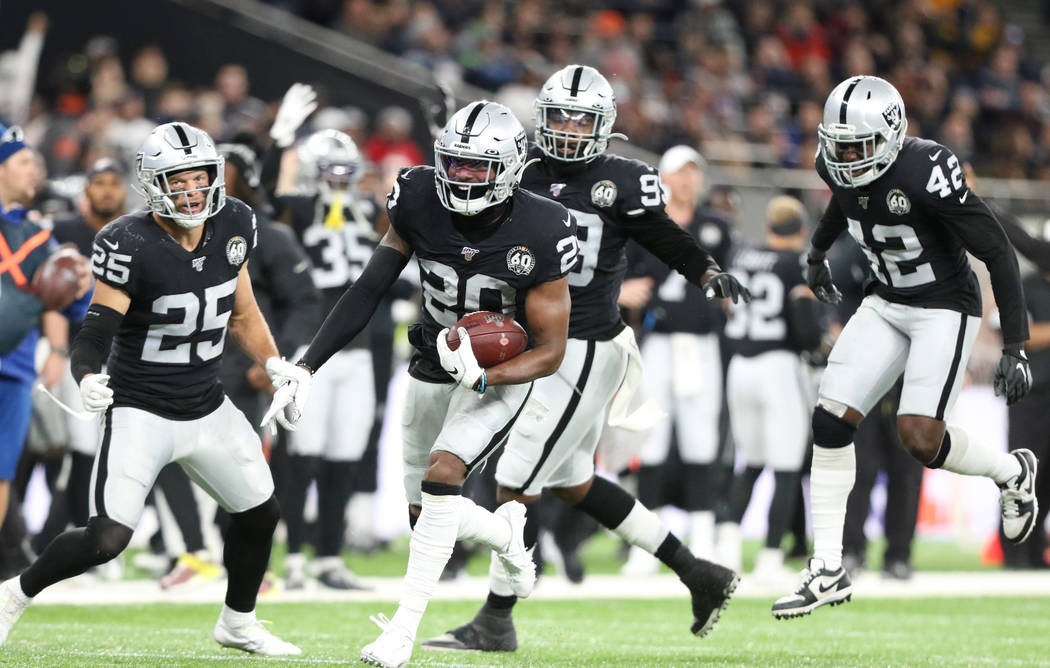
4 597 1049 667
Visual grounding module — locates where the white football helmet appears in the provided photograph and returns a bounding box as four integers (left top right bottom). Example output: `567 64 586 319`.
135 122 225 229
535 65 617 163
298 129 363 202
818 76 908 188
434 100 528 216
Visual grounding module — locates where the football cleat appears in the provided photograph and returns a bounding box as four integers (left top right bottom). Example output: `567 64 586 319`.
680 559 739 637
284 552 306 590
494 502 537 598
1000 449 1039 544
0 579 31 646
214 617 302 655
771 557 853 619
421 610 517 652
160 552 223 589
315 557 371 591
361 613 414 668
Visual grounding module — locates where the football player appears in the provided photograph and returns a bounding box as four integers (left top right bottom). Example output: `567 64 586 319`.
264 101 578 668
275 129 376 590
773 75 1037 618
719 195 822 581
423 65 748 653
0 123 300 655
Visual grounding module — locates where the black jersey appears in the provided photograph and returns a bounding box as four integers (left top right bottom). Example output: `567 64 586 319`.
814 137 1028 345
90 198 257 419
724 246 807 357
387 166 577 382
520 145 671 340
280 193 380 350
627 209 733 335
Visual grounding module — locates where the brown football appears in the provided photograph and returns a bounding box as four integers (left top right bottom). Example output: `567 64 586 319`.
32 246 82 311
446 311 528 368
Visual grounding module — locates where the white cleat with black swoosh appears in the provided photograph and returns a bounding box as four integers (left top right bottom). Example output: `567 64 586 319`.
771 558 853 619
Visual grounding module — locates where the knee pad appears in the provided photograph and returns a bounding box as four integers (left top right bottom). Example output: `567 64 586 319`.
87 517 133 563
232 495 281 537
811 406 856 449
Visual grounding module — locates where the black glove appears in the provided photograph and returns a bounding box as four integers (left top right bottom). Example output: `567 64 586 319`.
703 272 751 304
994 344 1033 406
806 255 842 304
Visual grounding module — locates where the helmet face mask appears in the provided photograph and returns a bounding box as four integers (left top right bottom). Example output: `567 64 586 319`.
434 101 528 216
136 122 225 229
818 76 907 188
300 130 363 202
535 65 617 163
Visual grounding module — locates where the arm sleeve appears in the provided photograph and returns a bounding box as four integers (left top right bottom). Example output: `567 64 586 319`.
935 192 1029 344
621 209 720 287
992 203 1050 274
299 245 410 371
70 304 123 383
811 196 848 253
261 225 322 354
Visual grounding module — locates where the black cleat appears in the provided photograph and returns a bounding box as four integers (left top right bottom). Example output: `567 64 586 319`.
420 611 517 652
681 560 740 637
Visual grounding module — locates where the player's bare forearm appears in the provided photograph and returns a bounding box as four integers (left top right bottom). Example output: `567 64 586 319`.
229 263 280 365
485 276 570 386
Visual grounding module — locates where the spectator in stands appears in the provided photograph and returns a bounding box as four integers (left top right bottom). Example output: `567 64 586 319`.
363 106 423 166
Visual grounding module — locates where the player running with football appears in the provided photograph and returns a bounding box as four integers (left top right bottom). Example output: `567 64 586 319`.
263 100 579 668
772 75 1038 618
0 122 300 655
423 65 749 654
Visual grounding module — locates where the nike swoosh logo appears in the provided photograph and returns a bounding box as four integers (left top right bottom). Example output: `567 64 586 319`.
102 238 119 250
958 191 969 204
929 150 942 161
817 581 840 593
293 261 309 273
563 214 572 227
449 367 459 376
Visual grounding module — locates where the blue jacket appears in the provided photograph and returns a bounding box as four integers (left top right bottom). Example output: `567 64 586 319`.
0 206 91 384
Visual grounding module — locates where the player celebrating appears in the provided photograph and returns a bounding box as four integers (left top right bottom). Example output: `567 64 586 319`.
0 123 300 655
773 75 1037 618
423 65 748 654
263 101 578 668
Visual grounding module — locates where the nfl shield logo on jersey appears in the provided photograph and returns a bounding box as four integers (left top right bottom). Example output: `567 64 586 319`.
506 246 535 276
550 183 566 197
191 257 206 272
590 180 617 208
461 246 479 261
858 196 869 210
886 189 911 216
226 236 248 266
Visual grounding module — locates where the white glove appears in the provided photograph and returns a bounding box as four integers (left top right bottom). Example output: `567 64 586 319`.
436 327 486 393
260 357 312 431
79 373 113 413
269 83 318 148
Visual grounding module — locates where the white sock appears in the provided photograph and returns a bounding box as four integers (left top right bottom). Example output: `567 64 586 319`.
688 510 716 561
11 577 31 604
810 444 856 571
614 500 669 553
456 497 512 552
220 605 256 628
390 491 459 637
940 424 1021 484
487 551 516 597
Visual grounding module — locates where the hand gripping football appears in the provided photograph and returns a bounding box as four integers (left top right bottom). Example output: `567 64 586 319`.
445 311 528 368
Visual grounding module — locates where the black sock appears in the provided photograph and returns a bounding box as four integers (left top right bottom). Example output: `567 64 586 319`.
654 533 698 579
482 591 517 617
20 518 131 597
726 466 763 524
767 471 801 549
317 460 356 557
223 497 279 612
574 476 635 529
284 455 319 554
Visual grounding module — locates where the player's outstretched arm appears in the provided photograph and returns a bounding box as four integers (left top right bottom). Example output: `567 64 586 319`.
297 226 412 374
69 281 130 413
482 275 571 388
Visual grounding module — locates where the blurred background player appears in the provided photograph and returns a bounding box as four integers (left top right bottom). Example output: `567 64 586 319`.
717 195 822 582
275 128 380 590
621 144 734 575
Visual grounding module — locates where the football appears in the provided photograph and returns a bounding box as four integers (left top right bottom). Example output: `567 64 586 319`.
446 311 528 368
31 246 82 311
